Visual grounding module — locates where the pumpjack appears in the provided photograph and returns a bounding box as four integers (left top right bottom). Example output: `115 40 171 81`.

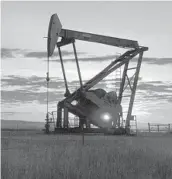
45 14 148 135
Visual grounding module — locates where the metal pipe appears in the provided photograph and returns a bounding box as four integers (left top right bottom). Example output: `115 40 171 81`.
63 107 69 128
118 61 129 104
56 102 62 128
72 41 83 88
58 47 70 97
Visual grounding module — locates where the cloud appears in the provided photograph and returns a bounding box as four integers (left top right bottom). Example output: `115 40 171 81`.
132 57 172 65
147 58 172 65
47 54 172 65
1 48 24 58
1 74 172 106
136 81 172 104
1 48 85 59
24 50 85 58
1 75 65 90
48 55 118 62
1 75 141 104
1 90 64 104
1 75 142 92
137 82 172 93
167 98 172 103
63 55 118 62
2 48 171 65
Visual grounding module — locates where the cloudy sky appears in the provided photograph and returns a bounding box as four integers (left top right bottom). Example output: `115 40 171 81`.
1 1 172 129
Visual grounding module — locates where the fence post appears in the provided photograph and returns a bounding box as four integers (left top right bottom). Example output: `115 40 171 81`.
148 123 150 132
17 123 19 132
82 125 84 146
135 116 138 135
168 124 171 133
157 125 159 132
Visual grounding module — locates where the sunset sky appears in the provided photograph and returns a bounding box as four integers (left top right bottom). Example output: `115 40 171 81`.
1 1 172 129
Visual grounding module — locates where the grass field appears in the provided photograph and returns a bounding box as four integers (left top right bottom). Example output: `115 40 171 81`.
1 130 172 179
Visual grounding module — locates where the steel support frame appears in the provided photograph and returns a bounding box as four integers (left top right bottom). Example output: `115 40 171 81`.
63 106 69 128
56 39 84 129
61 49 143 132
56 102 62 128
63 48 141 104
126 52 143 132
72 40 83 88
55 37 147 133
58 46 70 97
117 52 144 133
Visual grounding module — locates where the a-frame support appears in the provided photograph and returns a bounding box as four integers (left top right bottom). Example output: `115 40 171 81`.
118 51 144 133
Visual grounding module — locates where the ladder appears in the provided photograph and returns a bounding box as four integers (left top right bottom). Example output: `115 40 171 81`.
45 111 56 132
129 115 138 135
115 66 121 95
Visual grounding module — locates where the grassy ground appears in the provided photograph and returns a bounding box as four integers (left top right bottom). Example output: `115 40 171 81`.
1 131 172 179
1 120 44 130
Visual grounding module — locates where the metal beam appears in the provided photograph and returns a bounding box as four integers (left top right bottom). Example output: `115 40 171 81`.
56 102 62 128
122 73 135 93
81 49 135 87
63 49 141 104
57 38 74 47
64 102 86 117
63 107 69 128
126 52 144 131
127 67 137 70
72 41 83 88
59 29 139 49
84 50 139 91
126 74 133 91
58 47 70 97
118 61 129 103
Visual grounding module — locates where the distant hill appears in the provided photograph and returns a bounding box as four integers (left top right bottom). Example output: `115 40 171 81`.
1 119 149 131
1 119 166 132
1 120 44 130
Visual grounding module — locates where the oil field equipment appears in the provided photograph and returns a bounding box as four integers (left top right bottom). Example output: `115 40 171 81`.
45 14 148 135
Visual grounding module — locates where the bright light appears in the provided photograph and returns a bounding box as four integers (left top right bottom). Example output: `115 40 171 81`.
71 100 78 105
101 113 111 121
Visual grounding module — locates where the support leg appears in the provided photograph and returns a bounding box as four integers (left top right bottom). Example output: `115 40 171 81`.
117 114 121 128
45 113 50 134
58 47 70 97
56 102 62 128
72 41 83 88
86 119 91 128
79 117 84 129
125 52 143 133
63 107 69 128
118 60 129 103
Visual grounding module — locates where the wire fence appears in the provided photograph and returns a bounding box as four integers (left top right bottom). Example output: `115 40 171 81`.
148 123 172 133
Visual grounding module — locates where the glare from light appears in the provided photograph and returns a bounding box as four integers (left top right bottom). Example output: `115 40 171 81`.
71 100 78 105
101 113 111 122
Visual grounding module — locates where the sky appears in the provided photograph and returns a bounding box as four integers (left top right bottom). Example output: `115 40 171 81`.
1 1 172 129
1 1 172 57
